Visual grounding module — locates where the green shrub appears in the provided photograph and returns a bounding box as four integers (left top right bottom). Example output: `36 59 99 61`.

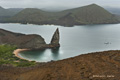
0 45 36 67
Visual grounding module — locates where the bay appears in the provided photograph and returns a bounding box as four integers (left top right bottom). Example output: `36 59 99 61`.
0 23 120 62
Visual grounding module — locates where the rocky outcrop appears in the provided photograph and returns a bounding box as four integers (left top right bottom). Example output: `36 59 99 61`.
49 28 60 48
0 28 60 49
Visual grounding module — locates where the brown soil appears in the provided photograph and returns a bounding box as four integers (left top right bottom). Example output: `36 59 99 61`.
0 50 120 80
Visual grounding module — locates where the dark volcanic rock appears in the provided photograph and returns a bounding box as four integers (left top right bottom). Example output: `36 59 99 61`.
50 28 60 48
0 29 46 49
0 28 60 49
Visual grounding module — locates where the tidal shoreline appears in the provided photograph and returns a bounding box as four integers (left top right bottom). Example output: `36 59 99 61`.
13 49 31 61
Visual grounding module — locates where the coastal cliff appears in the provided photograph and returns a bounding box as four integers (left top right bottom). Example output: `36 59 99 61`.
0 28 60 49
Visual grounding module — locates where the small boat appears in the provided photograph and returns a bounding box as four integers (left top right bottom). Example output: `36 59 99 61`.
104 42 111 44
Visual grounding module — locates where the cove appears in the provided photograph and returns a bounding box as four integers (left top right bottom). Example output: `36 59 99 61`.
0 23 120 62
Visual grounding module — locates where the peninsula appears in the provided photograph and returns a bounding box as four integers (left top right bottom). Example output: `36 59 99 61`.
0 28 60 66
0 28 60 49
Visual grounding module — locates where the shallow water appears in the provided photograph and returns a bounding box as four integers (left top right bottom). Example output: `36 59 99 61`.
0 23 120 62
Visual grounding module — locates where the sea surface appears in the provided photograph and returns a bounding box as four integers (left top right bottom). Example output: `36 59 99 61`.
0 23 120 62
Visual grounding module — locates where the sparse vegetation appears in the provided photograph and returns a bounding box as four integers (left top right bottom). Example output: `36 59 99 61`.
0 45 37 67
0 4 119 26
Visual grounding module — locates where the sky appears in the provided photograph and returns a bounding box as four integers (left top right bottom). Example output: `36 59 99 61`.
0 0 120 9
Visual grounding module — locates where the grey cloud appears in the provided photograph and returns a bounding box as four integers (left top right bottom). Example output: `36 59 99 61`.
0 0 120 9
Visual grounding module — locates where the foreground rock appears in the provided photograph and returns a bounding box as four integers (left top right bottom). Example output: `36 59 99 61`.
0 28 60 49
0 50 120 80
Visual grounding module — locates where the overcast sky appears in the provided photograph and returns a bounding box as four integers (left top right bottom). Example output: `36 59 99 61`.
0 0 120 9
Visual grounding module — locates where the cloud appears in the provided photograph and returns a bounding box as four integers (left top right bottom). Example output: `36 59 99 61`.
0 0 120 9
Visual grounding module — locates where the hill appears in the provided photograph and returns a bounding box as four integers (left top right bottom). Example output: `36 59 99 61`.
0 50 120 80
0 6 22 17
0 6 23 22
105 7 120 15
55 4 118 26
8 8 49 24
7 8 23 15
0 6 14 17
1 4 119 26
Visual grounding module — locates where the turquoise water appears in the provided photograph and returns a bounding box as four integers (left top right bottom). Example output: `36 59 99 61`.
0 23 120 62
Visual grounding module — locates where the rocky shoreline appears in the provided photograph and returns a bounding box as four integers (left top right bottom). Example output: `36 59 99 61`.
0 50 120 80
0 28 60 49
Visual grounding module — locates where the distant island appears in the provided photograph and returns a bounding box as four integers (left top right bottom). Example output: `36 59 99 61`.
0 4 119 26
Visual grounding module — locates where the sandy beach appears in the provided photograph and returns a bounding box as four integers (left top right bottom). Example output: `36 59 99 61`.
13 49 30 60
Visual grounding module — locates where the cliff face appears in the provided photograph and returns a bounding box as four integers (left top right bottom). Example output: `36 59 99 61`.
0 28 60 49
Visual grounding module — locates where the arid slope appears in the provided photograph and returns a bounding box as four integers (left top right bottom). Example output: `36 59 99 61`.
0 50 120 80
